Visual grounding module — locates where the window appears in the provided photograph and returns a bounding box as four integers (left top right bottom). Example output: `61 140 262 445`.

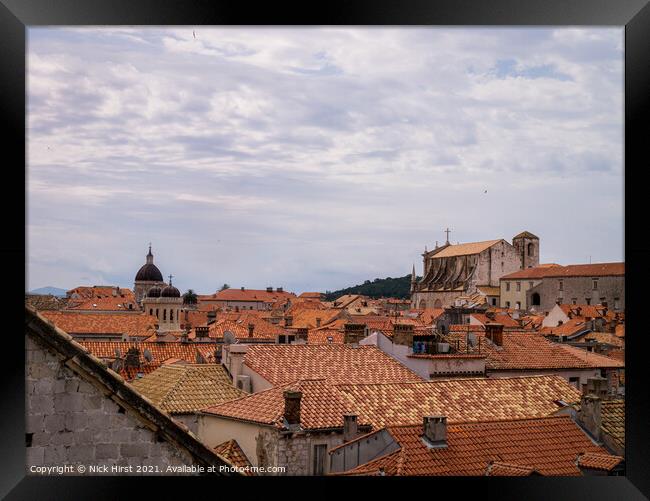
170 310 174 321
585 298 591 305
506 282 510 292
156 308 159 318
149 309 153 316
558 280 563 291
491 298 497 306
593 279 599 290
614 297 620 309
529 282 534 289
572 298 577 305
515 301 521 310
516 282 521 292
505 301 511 308
313 444 328 475
163 309 166 321
527 243 535 256
569 377 580 389
531 293 540 306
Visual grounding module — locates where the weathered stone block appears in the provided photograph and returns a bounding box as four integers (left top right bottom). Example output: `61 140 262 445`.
43 444 67 464
64 379 80 393
53 379 66 394
64 413 87 431
120 443 150 458
34 378 54 395
26 446 45 466
44 414 65 433
26 413 44 434
31 431 52 448
86 412 110 430
95 443 119 460
50 431 75 447
31 395 55 415
77 380 95 394
68 445 95 462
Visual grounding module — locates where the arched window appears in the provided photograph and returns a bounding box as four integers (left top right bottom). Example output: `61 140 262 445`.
156 308 159 318
527 243 535 256
163 309 166 321
434 299 442 308
531 293 540 306
149 309 153 316
419 299 427 309
170 309 174 321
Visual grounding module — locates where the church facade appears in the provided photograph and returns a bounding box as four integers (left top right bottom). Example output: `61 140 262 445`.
410 231 539 309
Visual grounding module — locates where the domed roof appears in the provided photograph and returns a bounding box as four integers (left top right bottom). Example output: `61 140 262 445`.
161 284 181 298
147 286 162 298
136 264 164 282
135 245 164 282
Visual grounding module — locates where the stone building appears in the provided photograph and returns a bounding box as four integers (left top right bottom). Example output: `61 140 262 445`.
133 245 166 303
142 276 183 332
411 231 539 309
25 305 235 475
524 263 624 313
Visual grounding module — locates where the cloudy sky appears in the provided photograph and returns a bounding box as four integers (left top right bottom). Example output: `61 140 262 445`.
27 27 623 294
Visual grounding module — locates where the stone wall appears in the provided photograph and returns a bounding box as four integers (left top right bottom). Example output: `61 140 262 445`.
526 276 625 313
26 335 199 475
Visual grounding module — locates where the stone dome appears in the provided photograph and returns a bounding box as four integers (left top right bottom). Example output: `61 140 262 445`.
147 286 162 298
161 284 181 298
135 245 164 282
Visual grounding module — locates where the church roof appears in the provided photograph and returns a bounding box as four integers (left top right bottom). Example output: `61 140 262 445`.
135 263 163 282
430 240 503 258
513 231 539 240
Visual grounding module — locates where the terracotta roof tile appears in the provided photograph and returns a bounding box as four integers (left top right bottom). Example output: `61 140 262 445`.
211 288 296 303
600 399 625 449
577 452 624 471
130 364 244 414
307 328 345 344
339 416 613 476
203 379 361 431
485 462 538 476
214 440 254 474
41 311 157 338
335 375 580 428
444 331 624 370
242 344 423 386
430 240 503 258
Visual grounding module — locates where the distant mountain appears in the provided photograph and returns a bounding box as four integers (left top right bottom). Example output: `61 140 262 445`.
28 286 67 297
324 275 420 301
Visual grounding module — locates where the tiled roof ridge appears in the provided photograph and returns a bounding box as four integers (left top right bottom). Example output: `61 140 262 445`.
201 379 302 416
335 374 569 389
383 414 572 431
161 366 229 409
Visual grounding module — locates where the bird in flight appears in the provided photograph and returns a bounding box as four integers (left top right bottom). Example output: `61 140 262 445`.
193 30 196 39
484 190 488 194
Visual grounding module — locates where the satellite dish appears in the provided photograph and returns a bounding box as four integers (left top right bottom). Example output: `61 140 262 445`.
114 348 122 359
143 349 153 362
223 331 236 345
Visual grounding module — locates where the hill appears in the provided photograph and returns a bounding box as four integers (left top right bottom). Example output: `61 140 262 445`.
324 275 419 301
28 286 67 297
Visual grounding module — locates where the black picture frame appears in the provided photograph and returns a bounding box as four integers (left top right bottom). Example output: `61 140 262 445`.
3 1 649 499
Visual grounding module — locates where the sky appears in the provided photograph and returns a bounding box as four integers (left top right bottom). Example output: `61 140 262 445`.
27 27 624 295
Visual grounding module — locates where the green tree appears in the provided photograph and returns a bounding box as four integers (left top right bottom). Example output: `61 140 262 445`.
183 289 198 305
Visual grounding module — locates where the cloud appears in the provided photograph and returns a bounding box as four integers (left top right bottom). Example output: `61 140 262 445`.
27 27 623 293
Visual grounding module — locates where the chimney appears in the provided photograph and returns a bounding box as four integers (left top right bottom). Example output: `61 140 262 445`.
283 390 302 428
266 287 273 293
579 394 602 441
485 323 504 346
284 316 293 327
248 323 255 338
343 413 358 442
207 310 216 324
276 287 283 293
422 416 447 447
316 317 322 328
583 376 608 399
241 286 245 291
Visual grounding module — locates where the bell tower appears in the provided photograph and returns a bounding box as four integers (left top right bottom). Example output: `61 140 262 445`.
512 231 540 270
